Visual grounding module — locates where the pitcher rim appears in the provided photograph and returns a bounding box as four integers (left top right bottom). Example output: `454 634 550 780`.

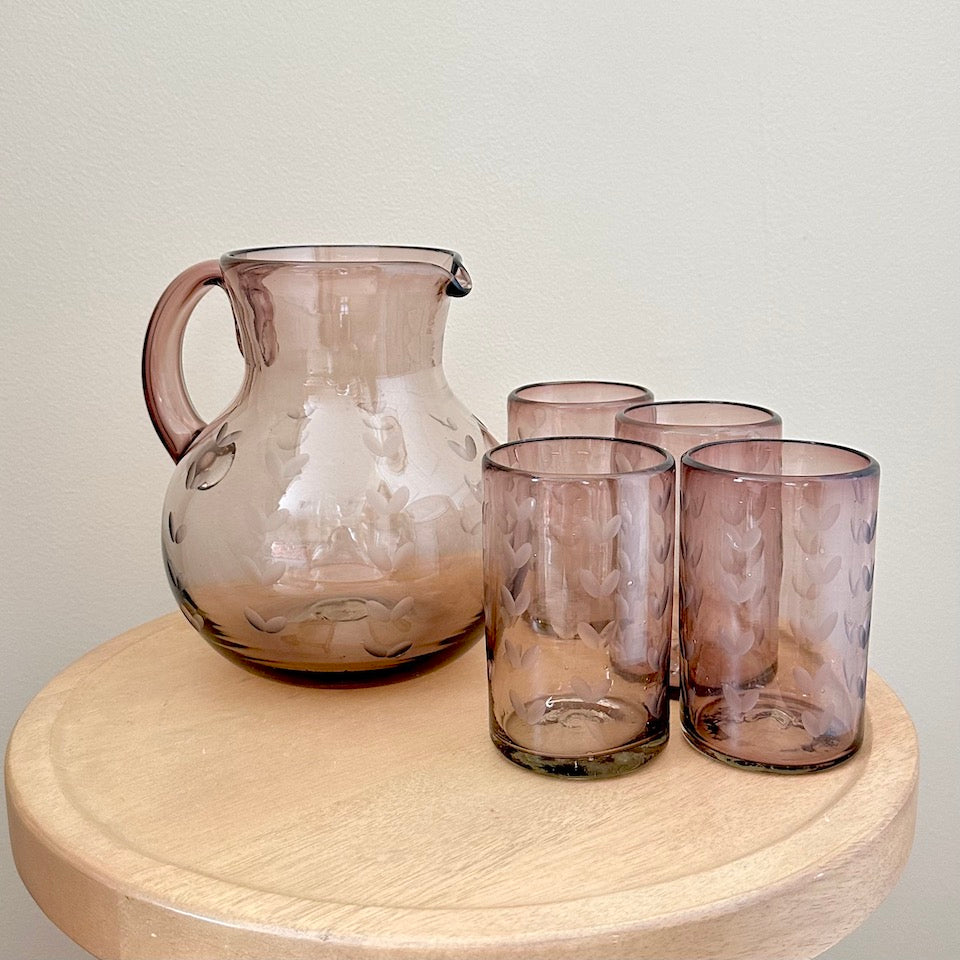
222 244 461 266
221 245 472 296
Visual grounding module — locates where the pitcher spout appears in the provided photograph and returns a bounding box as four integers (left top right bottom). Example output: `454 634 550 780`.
445 252 472 298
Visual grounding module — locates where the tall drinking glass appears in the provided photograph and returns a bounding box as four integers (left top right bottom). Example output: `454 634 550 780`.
483 436 675 777
616 401 782 694
680 439 879 772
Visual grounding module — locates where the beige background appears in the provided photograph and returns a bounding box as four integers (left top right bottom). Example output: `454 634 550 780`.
1 1 957 957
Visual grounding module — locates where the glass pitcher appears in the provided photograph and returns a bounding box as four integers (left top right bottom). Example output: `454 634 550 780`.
143 245 494 684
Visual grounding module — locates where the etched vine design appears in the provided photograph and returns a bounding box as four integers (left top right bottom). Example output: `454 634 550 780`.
362 413 406 469
185 422 241 490
785 482 866 747
363 596 416 658
447 433 478 462
684 476 773 697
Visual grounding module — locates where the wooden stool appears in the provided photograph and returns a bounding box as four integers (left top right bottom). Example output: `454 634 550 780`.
6 614 917 959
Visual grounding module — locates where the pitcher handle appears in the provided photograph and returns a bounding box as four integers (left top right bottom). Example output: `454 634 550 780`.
142 260 224 462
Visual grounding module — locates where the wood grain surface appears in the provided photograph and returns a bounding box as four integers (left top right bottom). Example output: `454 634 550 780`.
5 614 918 960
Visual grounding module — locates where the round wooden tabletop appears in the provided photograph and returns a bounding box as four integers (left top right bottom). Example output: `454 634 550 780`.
6 614 917 960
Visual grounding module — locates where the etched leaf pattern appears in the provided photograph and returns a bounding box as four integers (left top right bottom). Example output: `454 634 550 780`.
577 620 617 650
241 555 286 586
499 582 532 621
570 674 612 702
185 423 240 491
581 514 623 542
166 511 186 545
430 414 458 431
365 596 415 623
362 414 405 463
448 434 478 462
680 473 777 703
366 485 410 516
722 683 760 719
502 538 533 573
786 482 869 739
509 690 547 725
364 637 413 658
368 540 416 574
719 623 757 657
244 607 286 634
580 568 621 598
503 637 540 670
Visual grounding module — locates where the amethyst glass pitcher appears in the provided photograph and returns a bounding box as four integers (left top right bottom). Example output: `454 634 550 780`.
143 246 494 684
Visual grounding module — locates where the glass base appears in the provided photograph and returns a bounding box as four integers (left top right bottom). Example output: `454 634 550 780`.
681 696 861 774
491 726 668 779
204 626 481 688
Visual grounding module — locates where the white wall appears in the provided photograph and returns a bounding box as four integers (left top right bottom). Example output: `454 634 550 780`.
2 2 957 956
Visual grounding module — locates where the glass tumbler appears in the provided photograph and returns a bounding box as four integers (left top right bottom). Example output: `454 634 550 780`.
507 380 653 440
483 436 675 777
616 401 782 695
679 439 880 772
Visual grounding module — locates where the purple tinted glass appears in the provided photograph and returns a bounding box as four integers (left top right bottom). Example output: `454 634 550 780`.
616 402 782 695
483 436 675 777
508 380 654 441
679 439 879 772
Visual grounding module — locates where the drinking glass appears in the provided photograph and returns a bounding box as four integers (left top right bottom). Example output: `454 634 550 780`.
616 401 782 694
507 381 653 441
483 436 675 777
679 439 879 772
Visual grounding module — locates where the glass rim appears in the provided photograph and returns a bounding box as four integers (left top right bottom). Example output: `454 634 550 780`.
682 438 880 482
508 380 654 407
483 435 675 481
221 244 462 268
617 399 782 429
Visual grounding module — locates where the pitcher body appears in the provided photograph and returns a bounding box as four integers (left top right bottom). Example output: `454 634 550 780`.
144 246 492 683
